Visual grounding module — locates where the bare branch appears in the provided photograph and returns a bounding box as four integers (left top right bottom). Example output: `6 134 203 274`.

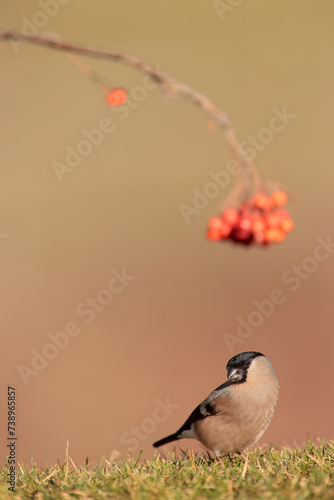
0 30 264 191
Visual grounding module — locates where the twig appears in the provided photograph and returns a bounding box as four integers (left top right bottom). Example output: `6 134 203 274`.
0 30 264 191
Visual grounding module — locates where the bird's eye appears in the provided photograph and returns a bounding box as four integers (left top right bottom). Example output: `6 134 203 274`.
244 360 250 367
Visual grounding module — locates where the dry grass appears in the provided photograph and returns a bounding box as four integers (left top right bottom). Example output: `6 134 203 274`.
1 441 334 499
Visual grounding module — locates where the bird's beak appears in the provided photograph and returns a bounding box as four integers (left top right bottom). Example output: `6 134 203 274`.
228 368 244 381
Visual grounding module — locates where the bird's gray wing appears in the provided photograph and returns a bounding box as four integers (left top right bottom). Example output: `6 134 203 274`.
177 380 233 433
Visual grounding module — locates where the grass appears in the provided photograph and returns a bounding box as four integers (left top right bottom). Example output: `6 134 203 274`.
1 441 334 499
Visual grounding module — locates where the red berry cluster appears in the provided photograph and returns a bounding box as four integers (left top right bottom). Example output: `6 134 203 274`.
207 190 294 246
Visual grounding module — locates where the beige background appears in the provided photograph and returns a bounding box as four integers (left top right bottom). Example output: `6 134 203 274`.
1 1 334 466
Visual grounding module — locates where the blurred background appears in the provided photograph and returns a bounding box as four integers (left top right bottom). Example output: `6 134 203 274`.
1 1 334 467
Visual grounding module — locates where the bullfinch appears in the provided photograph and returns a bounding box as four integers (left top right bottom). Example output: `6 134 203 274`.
153 351 279 454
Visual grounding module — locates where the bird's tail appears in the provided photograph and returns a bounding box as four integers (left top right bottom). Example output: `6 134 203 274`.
153 432 180 448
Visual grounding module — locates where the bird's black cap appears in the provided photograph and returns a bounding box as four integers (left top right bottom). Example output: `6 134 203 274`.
227 351 264 369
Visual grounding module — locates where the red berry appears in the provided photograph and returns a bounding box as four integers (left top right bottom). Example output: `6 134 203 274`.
254 231 266 245
208 216 223 230
220 222 232 238
253 193 273 211
231 227 253 243
206 227 222 241
206 219 231 241
264 228 286 243
265 212 281 228
106 88 127 107
238 215 252 231
252 217 266 233
271 190 287 207
222 208 239 226
280 217 294 233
